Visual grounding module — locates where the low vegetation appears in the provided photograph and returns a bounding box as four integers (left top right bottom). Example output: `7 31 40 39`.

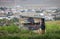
0 20 60 39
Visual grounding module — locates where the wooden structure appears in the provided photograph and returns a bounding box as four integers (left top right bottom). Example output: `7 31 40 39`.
19 13 45 34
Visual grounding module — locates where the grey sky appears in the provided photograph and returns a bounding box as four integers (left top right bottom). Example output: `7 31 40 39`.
0 0 60 7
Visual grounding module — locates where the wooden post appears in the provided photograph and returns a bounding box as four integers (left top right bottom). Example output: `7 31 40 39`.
40 18 45 34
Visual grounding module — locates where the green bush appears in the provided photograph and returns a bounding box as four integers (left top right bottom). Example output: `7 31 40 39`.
0 26 19 33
